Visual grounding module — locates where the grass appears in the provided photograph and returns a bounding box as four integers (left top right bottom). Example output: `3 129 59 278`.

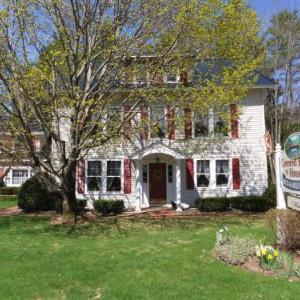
0 214 299 299
0 196 17 209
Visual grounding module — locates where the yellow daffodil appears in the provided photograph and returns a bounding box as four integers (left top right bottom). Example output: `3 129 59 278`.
274 250 279 257
261 249 267 256
267 254 273 260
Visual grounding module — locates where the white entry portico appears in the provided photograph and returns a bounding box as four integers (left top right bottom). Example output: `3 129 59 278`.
130 142 186 212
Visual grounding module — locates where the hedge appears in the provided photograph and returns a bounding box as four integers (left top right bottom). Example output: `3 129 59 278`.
195 195 274 212
94 200 124 215
0 186 20 195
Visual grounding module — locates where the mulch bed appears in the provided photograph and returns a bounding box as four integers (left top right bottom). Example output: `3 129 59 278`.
0 206 264 219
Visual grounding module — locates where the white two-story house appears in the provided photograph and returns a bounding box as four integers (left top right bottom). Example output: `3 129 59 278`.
75 65 275 211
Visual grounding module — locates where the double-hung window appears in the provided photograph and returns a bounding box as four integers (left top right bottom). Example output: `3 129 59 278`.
196 160 210 187
107 161 121 192
216 160 230 186
194 114 209 137
214 110 228 136
87 161 102 192
12 169 29 185
151 107 166 138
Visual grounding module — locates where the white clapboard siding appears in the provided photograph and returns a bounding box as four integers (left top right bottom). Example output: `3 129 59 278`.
73 88 269 208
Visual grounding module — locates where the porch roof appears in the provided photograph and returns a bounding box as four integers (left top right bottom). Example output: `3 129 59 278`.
130 141 186 160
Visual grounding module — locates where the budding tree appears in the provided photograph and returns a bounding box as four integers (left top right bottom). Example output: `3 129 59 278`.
0 0 263 220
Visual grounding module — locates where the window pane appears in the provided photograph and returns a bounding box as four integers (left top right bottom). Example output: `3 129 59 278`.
12 170 28 185
216 160 229 173
197 160 210 187
197 175 209 187
197 160 210 173
107 177 121 192
87 177 101 191
216 174 229 186
87 161 102 176
168 165 173 183
143 165 148 183
194 115 208 137
151 107 166 138
107 161 121 176
216 160 229 186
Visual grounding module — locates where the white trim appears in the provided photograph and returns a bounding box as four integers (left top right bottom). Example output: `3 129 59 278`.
194 158 238 190
130 142 186 160
84 158 124 195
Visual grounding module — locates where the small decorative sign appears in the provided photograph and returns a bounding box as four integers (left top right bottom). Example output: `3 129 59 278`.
287 195 300 212
282 132 300 196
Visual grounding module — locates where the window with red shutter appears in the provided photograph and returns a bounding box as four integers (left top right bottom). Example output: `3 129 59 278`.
186 159 194 189
124 159 131 194
184 108 192 139
230 104 239 139
76 159 85 194
232 158 241 190
166 105 175 139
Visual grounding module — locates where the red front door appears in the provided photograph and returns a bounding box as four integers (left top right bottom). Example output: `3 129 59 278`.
149 163 166 204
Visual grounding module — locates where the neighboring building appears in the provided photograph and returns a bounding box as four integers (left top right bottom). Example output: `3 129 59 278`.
0 126 44 187
74 65 275 210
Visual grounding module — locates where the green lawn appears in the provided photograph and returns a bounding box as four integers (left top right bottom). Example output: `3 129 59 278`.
0 214 299 299
0 196 17 209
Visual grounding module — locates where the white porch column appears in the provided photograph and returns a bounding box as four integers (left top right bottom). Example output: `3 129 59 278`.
275 143 286 209
175 160 182 211
135 161 142 212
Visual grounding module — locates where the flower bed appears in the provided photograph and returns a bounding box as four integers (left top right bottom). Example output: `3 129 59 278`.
215 226 300 280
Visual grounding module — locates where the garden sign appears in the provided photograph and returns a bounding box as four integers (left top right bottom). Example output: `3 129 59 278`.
282 132 300 211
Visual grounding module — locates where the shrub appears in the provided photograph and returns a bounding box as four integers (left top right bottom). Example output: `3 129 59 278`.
18 175 62 212
0 186 20 195
94 200 124 215
230 196 274 212
0 179 4 188
195 196 274 212
77 199 87 212
216 236 257 265
263 182 276 205
195 197 229 212
266 209 300 250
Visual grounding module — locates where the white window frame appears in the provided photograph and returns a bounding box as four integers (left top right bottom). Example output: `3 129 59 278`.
86 160 102 192
106 160 123 193
216 159 230 188
4 167 31 187
85 159 124 194
150 106 167 139
194 158 233 190
196 160 210 187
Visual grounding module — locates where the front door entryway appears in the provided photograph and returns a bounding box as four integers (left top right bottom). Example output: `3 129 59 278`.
149 163 166 204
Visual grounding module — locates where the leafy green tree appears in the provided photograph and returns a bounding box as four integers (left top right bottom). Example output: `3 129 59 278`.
0 0 263 221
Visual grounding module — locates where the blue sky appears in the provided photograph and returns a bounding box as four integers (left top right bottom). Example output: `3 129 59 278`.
249 0 300 29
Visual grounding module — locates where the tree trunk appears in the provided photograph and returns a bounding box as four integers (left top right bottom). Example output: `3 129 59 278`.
61 162 78 223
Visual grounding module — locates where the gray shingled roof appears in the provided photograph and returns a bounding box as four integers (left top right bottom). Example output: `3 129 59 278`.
192 61 275 87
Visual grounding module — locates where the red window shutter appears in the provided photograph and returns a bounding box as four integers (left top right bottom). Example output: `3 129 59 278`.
124 159 132 194
180 71 188 86
140 106 149 140
76 159 85 194
186 159 194 190
166 105 175 139
230 104 239 139
0 167 5 178
232 158 241 190
123 105 131 140
184 108 192 139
